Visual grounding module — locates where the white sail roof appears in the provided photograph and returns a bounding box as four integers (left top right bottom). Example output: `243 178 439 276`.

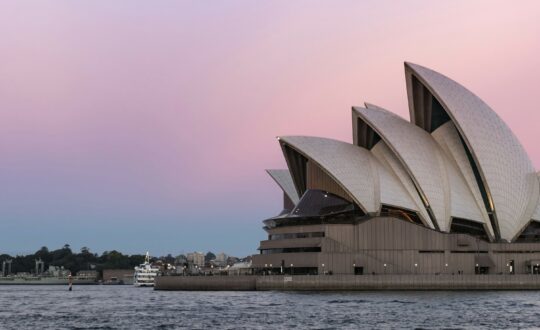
279 136 380 214
533 173 540 222
432 121 494 238
353 104 451 231
266 169 300 205
533 203 540 222
278 136 430 221
371 141 434 228
406 62 539 241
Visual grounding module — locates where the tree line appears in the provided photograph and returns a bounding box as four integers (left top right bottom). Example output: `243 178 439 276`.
0 245 147 275
0 245 243 276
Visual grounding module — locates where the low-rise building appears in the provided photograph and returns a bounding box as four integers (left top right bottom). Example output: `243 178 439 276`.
187 252 205 267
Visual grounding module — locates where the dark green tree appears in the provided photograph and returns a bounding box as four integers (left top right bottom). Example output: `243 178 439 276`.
205 252 216 262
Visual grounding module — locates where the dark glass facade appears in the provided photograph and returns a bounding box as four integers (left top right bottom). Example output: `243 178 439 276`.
516 221 540 242
260 247 321 254
291 189 356 217
269 232 324 240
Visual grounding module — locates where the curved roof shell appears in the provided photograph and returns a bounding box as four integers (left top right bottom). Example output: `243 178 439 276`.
443 149 493 235
533 173 540 221
279 136 380 214
533 202 540 222
432 122 494 237
353 104 451 231
266 169 300 205
278 136 428 220
405 62 539 241
370 141 434 229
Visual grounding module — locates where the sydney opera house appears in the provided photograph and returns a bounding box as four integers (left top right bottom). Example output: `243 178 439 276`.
252 62 540 276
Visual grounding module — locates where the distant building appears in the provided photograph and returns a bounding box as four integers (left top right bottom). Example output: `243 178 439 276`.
210 253 228 267
175 255 188 266
226 256 239 266
1 260 12 276
215 252 227 263
187 252 205 267
77 270 99 279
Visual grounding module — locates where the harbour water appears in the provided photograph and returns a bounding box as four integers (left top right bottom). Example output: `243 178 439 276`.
1 285 539 329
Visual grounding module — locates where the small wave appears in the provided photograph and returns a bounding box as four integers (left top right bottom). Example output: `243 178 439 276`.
521 303 537 307
389 299 416 304
327 299 369 304
327 299 370 304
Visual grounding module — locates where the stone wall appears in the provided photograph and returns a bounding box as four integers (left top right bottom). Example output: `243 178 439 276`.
155 274 540 291
156 276 256 291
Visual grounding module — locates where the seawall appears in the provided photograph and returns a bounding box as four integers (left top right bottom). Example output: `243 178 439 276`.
155 274 540 291
156 275 256 291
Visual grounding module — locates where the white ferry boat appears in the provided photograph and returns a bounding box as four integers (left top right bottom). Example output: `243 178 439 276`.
133 252 160 287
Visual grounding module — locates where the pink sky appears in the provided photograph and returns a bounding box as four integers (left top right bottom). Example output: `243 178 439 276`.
1 1 539 256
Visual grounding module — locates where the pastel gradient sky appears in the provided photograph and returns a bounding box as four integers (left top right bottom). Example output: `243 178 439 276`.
1 1 539 256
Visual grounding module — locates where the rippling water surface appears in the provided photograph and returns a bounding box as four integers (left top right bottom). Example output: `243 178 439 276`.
1 285 540 329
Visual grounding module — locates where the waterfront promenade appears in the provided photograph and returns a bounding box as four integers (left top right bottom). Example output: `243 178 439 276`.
155 274 540 291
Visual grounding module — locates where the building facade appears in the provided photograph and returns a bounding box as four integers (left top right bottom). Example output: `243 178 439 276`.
252 62 540 275
187 252 205 268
